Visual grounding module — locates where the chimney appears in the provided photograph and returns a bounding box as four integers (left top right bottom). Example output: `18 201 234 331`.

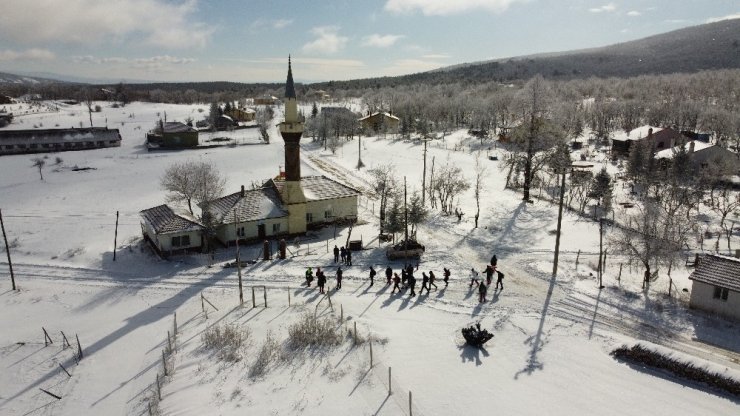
240 185 245 197
647 128 653 139
689 141 695 154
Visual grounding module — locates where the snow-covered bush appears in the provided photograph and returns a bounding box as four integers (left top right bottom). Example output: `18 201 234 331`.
202 323 249 362
287 312 342 350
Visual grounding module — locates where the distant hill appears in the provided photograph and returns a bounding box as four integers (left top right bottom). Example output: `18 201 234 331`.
315 19 740 89
0 72 68 85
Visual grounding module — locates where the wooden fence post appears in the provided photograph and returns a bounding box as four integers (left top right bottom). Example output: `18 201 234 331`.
263 287 267 308
43 327 53 346
340 304 343 322
602 250 608 273
252 287 256 308
388 367 392 395
61 331 70 349
167 331 172 354
59 363 71 378
201 292 205 313
369 341 373 368
156 373 161 400
162 350 168 376
618 263 623 281
173 313 177 336
288 289 291 307
354 322 357 345
575 250 581 268
39 388 62 400
409 391 413 416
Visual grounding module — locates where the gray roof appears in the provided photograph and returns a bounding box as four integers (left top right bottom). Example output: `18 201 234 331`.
140 205 204 234
208 187 288 224
272 175 361 201
0 127 121 145
689 254 740 292
162 122 196 133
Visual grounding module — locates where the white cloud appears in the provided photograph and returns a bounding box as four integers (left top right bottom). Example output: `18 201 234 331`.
384 0 525 16
302 26 348 55
250 18 294 31
0 48 55 62
361 34 404 48
589 3 617 13
706 13 740 23
273 19 294 29
71 55 195 72
0 0 213 49
421 54 450 59
627 11 641 17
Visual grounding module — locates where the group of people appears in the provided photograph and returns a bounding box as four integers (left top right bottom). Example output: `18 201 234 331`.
333 245 352 266
304 253 505 304
469 255 504 303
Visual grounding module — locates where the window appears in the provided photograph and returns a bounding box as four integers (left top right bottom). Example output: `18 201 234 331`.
306 213 314 223
171 236 181 247
181 235 190 246
29 144 38 149
236 227 245 237
324 210 332 219
713 286 729 301
4 145 13 150
272 223 281 233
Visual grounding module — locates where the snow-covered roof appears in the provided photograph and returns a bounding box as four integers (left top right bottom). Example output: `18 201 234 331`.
208 186 288 224
655 141 714 159
689 254 740 292
0 127 121 146
162 122 196 133
271 176 361 201
140 204 204 235
358 112 400 122
611 125 662 142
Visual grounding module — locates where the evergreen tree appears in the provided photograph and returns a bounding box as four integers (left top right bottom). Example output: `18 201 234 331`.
311 102 318 119
407 191 428 236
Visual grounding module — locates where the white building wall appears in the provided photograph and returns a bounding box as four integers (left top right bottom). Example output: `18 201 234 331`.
215 217 289 245
689 281 740 321
306 196 358 224
156 230 202 252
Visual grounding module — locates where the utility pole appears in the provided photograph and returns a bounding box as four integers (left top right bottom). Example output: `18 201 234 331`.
357 135 364 170
234 210 243 305
552 171 566 277
598 217 604 289
0 209 16 290
404 176 408 250
113 211 119 261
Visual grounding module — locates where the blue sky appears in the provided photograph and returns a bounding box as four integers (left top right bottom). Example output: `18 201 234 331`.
0 0 737 83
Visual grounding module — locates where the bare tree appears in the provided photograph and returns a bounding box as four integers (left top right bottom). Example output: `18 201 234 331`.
84 89 94 128
473 154 486 228
368 164 398 236
161 161 225 215
432 162 470 214
31 157 45 180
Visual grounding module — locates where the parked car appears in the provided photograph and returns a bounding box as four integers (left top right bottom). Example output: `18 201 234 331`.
386 239 425 260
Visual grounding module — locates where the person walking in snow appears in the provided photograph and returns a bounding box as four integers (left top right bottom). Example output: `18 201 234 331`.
391 273 401 294
469 268 480 287
485 264 494 287
401 268 408 287
369 266 376 286
346 249 352 266
317 269 326 294
385 266 393 285
305 267 314 287
443 267 451 287
408 272 417 297
333 245 340 263
495 270 504 291
478 280 488 303
340 246 346 264
429 271 438 291
490 254 498 268
335 267 343 290
421 272 430 294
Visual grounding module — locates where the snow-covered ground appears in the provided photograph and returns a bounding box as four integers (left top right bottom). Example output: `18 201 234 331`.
0 102 738 415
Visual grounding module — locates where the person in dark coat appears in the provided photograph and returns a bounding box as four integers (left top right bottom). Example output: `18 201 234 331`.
478 281 488 303
391 273 401 294
490 254 497 268
443 268 451 287
340 246 346 263
401 268 407 287
495 270 504 291
421 272 430 294
485 264 494 286
317 270 326 294
429 271 438 291
385 266 393 285
408 273 417 297
469 268 479 287
336 267 343 290
346 249 352 266
369 266 376 286
333 245 340 263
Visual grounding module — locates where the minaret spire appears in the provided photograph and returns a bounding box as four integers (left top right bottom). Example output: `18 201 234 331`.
285 55 296 99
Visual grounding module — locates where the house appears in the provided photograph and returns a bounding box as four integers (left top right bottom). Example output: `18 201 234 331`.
655 140 740 175
358 112 400 133
254 95 279 105
225 107 256 122
146 121 198 149
611 126 688 156
268 176 359 228
214 114 237 131
689 254 740 321
0 127 121 156
0 111 12 127
0 95 12 104
140 205 205 257
206 185 289 245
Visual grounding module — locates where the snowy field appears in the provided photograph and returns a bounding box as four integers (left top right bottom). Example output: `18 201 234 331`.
0 101 738 415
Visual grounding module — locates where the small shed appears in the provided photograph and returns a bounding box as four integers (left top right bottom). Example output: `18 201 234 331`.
688 253 740 321
147 121 198 148
140 205 205 257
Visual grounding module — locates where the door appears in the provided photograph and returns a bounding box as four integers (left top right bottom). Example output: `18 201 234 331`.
258 224 266 239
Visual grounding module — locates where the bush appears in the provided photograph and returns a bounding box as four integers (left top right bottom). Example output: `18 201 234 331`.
249 331 280 378
287 313 342 350
202 323 249 362
94 105 102 112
